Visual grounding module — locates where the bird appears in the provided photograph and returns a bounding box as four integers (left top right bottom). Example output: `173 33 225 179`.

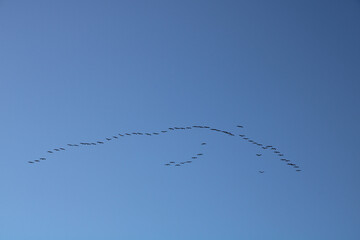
153 133 159 135
161 131 167 133
274 151 280 154
175 164 181 166
186 161 192 163
296 169 301 172
239 134 245 137
244 138 249 140
47 151 53 153
59 148 65 150
125 133 131 136
40 158 46 160
145 133 151 136
97 141 104 144
259 171 264 173
113 136 118 139
67 144 73 146
278 154 284 156
256 154 262 156
106 138 112 141
169 128 174 130
28 161 34 163
118 134 124 136
197 153 203 156
192 157 197 159
35 160 40 162
73 144 79 146
54 149 60 151
169 161 175 164
281 158 286 161
201 143 207 145
294 166 300 168
164 164 170 166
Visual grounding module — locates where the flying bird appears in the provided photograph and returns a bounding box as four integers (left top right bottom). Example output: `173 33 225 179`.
259 171 264 173
256 154 262 156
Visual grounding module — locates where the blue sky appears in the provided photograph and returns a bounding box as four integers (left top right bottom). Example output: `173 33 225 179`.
0 0 359 239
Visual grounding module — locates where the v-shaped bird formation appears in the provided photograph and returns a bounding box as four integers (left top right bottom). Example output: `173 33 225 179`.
28 125 302 173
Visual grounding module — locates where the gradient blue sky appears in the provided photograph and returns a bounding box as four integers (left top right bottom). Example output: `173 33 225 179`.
1 0 360 239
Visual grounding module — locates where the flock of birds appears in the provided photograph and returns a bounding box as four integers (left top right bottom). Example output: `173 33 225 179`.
28 125 302 173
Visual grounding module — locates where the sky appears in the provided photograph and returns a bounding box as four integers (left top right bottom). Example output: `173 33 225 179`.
0 0 359 239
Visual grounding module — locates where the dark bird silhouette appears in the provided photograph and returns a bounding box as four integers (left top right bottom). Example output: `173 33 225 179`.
274 151 280 154
296 169 301 172
239 134 245 137
197 153 203 156
278 154 284 156
125 133 131 136
97 141 104 144
256 154 262 156
40 158 46 160
161 131 167 133
113 136 118 139
201 143 207 145
28 161 34 163
54 149 60 151
169 128 174 130
47 151 53 153
106 138 112 141
59 148 65 150
169 161 175 164
164 164 170 166
192 157 197 159
244 138 249 140
259 171 264 173
35 160 40 162
67 144 73 146
175 164 181 166
145 133 151 136
237 125 244 128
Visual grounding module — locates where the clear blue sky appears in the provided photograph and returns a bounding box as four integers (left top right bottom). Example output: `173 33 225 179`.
1 0 359 239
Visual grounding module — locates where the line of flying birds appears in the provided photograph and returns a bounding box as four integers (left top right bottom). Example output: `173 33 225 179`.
28 125 301 173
